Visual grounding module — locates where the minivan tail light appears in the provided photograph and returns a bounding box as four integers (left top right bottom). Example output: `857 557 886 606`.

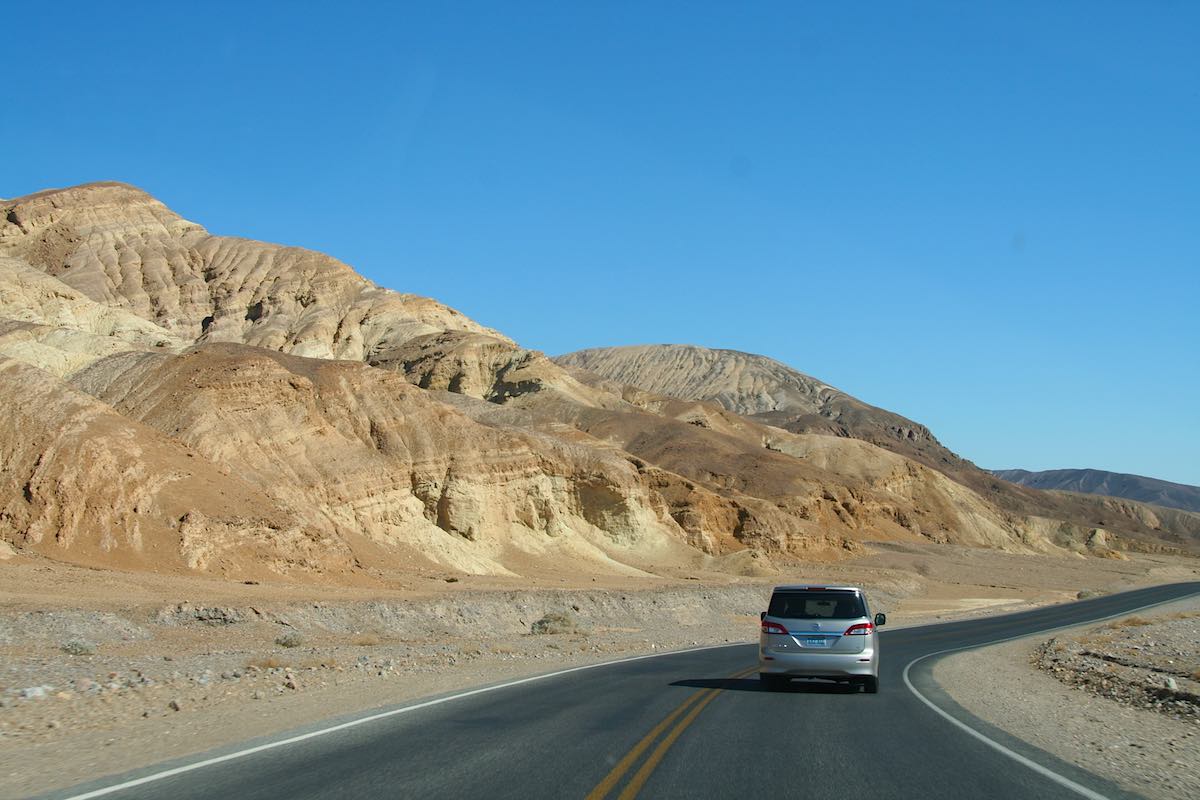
761 620 789 635
843 622 874 636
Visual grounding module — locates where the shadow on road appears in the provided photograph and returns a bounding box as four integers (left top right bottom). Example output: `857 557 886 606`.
671 678 860 694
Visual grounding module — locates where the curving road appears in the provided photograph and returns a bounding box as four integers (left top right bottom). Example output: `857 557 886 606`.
47 582 1200 800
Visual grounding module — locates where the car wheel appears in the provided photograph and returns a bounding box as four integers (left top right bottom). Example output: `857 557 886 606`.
760 674 788 691
861 676 879 693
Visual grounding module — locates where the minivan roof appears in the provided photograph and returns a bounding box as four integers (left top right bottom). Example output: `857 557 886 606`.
772 585 862 592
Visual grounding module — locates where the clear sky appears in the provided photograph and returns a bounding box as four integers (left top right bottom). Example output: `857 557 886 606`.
6 2 1198 485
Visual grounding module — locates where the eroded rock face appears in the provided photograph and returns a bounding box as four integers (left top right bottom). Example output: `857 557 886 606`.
507 393 1046 556
0 183 506 360
556 345 1200 555
0 255 186 376
0 182 1193 583
559 344 842 417
67 343 692 577
557 344 949 459
0 356 346 579
374 330 609 407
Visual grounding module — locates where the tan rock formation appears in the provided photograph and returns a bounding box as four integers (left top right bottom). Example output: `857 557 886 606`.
67 344 698 578
0 182 1194 586
0 356 344 579
556 344 1200 554
0 254 186 376
0 182 505 360
374 330 611 407
557 344 950 464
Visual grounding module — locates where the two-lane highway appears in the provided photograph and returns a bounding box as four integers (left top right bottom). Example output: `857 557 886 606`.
47 582 1200 800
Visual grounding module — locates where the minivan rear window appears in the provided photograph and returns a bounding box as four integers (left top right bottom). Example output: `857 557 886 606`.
768 591 865 620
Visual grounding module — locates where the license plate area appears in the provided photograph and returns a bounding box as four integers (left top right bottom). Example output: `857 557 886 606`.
800 637 833 648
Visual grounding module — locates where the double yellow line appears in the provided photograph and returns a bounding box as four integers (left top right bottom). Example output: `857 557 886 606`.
586 666 758 800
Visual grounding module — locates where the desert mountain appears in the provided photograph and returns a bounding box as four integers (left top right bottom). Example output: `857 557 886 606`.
557 345 952 464
993 469 1200 515
1 182 504 362
556 345 1200 554
1 183 1196 584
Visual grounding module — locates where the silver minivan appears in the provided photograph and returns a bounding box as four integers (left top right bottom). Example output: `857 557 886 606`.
758 584 885 692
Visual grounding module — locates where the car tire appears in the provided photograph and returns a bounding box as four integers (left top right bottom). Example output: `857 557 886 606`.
861 676 879 693
760 674 788 691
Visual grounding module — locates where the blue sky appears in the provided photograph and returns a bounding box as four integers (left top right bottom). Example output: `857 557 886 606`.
5 2 1198 484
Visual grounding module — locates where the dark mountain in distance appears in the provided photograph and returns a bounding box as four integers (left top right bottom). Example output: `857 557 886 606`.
992 468 1200 514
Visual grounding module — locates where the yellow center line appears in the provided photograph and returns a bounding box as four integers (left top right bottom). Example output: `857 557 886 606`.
616 685 724 800
586 666 757 800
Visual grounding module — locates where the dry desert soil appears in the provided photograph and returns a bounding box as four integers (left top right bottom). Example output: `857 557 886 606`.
2 543 1197 798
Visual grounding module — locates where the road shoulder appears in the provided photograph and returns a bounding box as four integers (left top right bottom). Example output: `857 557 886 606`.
933 597 1200 800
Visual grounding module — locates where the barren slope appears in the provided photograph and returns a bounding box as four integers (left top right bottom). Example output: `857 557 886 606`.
68 343 710 579
557 344 957 466
0 182 1194 588
556 345 1200 553
0 355 344 579
0 182 504 362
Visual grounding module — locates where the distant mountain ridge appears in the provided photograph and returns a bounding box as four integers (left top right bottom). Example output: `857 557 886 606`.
992 469 1200 514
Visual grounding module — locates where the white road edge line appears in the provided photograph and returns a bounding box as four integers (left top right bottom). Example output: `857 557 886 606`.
60 641 746 800
902 590 1199 800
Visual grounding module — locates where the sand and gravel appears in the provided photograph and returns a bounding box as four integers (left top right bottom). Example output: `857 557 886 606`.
2 545 1195 798
935 597 1200 800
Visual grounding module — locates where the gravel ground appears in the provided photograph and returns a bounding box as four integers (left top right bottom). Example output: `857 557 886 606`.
1033 611 1200 723
0 585 789 797
3 547 1192 798
0 577 1004 798
935 597 1200 800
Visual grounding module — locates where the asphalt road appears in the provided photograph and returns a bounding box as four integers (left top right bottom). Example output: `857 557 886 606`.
48 581 1200 800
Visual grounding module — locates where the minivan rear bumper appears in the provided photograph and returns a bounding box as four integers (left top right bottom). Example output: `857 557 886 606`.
758 648 877 678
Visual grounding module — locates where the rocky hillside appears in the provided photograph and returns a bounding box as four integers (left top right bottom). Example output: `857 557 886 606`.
1 183 1195 585
994 469 1200 514
557 345 951 464
1 183 504 364
556 345 1200 554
